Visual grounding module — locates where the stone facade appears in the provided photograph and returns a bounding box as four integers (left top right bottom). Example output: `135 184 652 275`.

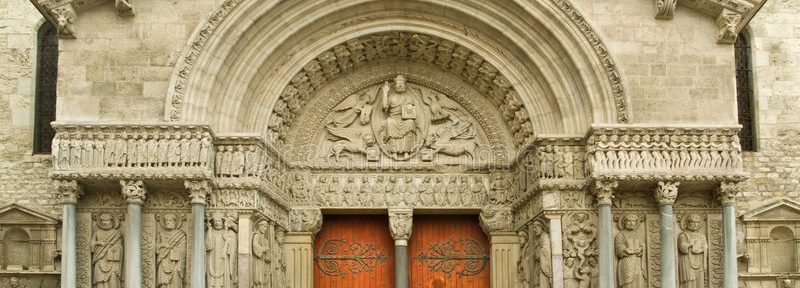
0 0 798 287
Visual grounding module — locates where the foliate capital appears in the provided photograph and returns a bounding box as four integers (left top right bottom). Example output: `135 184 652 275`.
593 180 618 205
120 180 146 204
185 180 211 205
655 181 680 205
289 208 323 235
388 208 413 243
54 180 83 204
717 181 740 205
479 207 513 234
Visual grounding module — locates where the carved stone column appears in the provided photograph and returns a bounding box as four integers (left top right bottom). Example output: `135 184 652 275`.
287 208 322 288
480 207 516 288
594 180 617 288
120 179 146 288
389 208 413 288
55 180 82 288
544 213 564 288
186 180 210 288
717 182 739 288
656 181 680 288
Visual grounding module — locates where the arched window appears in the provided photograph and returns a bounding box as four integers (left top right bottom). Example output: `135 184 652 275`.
33 22 58 154
734 32 755 151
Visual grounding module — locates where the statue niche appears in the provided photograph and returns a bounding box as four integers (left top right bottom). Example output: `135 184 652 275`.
321 75 482 163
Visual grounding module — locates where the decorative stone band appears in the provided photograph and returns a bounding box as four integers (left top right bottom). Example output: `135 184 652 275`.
120 179 147 204
655 181 680 205
51 123 215 171
54 179 83 204
388 208 413 244
586 125 746 181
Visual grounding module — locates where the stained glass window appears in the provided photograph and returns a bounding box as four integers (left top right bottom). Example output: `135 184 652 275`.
33 22 58 154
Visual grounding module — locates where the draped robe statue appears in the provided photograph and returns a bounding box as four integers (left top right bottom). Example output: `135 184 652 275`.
381 75 419 158
92 213 123 288
252 221 271 288
615 214 645 288
206 213 237 288
157 213 186 288
679 214 707 288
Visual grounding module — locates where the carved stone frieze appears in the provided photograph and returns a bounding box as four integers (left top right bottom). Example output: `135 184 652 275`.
306 173 488 208
586 125 746 180
563 211 599 288
288 208 322 235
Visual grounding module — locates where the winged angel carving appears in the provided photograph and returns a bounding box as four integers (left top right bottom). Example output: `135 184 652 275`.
323 75 479 162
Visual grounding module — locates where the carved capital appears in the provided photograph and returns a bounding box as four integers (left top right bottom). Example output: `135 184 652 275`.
120 180 146 204
184 180 211 205
655 0 677 20
655 181 680 205
717 9 742 44
717 181 740 205
388 208 413 243
289 208 323 235
479 207 513 234
54 180 83 204
593 180 618 205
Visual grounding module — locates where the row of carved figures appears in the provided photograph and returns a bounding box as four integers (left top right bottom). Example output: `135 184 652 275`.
213 145 287 181
518 212 709 288
593 133 737 149
52 133 212 169
291 175 498 207
590 148 742 171
87 212 286 288
525 146 587 179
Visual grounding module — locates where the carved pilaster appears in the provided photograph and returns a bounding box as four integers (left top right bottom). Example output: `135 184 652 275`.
717 9 742 44
185 180 210 205
388 209 413 243
655 181 680 205
655 0 677 20
288 208 322 235
54 180 83 204
593 180 618 206
716 181 740 205
120 180 146 204
479 207 513 234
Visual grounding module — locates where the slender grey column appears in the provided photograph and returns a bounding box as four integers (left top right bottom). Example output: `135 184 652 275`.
55 180 82 288
594 181 618 288
186 180 210 288
656 182 679 288
120 180 146 288
718 182 739 288
389 208 413 288
546 214 564 288
61 202 77 287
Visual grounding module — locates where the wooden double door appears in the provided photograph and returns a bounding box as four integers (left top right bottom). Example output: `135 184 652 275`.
313 215 490 288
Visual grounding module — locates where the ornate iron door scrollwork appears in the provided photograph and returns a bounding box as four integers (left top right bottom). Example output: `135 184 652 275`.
314 238 390 276
414 237 490 276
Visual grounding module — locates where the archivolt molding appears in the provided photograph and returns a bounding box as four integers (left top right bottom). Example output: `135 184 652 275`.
165 0 631 137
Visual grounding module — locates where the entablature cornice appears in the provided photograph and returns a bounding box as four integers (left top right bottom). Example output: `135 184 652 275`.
656 0 767 44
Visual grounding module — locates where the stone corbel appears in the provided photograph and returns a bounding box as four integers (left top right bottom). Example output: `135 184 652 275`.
288 208 323 235
655 0 678 20
655 181 680 205
479 206 514 234
120 179 146 204
54 179 83 204
30 0 135 39
717 9 742 44
388 208 413 245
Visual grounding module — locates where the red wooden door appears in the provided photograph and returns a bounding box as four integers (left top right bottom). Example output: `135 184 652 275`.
409 215 490 288
314 215 394 288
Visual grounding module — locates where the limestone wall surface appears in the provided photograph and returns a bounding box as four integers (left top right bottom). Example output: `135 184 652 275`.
571 0 738 124
739 0 800 213
0 0 58 217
